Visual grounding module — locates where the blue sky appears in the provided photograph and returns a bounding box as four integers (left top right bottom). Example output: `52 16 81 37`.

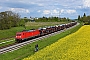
0 0 90 19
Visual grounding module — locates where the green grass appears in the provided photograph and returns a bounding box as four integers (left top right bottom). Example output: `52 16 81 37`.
25 22 68 29
0 41 15 47
0 38 15 47
0 38 14 43
0 23 82 60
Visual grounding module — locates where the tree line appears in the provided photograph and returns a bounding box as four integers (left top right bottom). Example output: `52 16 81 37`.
78 13 90 25
35 16 71 22
0 11 26 30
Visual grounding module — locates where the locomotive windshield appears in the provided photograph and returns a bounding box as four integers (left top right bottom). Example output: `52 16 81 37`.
16 34 21 36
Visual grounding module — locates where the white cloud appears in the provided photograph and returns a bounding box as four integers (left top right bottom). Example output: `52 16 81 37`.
43 10 50 14
42 9 76 17
52 9 58 14
60 9 64 13
9 8 30 13
43 9 59 16
37 10 41 12
50 9 59 17
0 6 2 9
60 9 76 14
77 6 82 9
83 0 90 7
24 10 30 13
66 10 76 14
38 4 44 6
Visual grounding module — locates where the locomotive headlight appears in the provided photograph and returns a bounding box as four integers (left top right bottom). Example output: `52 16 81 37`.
16 36 17 38
19 36 21 38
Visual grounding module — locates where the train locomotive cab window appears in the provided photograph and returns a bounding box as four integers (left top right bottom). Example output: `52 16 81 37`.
17 34 21 36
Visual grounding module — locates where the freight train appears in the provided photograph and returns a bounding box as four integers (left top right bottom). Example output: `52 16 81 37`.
15 22 77 42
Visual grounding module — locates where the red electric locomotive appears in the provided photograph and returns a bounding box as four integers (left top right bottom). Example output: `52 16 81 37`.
15 29 40 42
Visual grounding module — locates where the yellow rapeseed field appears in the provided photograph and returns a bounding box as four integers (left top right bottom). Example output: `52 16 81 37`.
23 25 90 60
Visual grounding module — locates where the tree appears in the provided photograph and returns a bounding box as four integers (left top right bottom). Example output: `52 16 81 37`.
19 19 26 29
78 15 80 21
78 13 90 25
0 11 20 30
83 13 86 17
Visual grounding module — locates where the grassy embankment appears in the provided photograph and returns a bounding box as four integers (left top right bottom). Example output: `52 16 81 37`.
0 23 82 60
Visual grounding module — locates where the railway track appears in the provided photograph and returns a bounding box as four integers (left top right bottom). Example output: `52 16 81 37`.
0 23 79 54
0 43 17 49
